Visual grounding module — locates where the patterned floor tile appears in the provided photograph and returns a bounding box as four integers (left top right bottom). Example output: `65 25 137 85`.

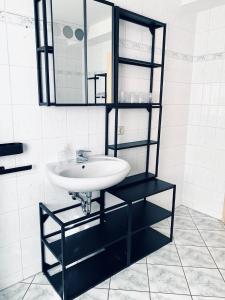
193 217 225 231
200 230 225 247
184 267 225 297
174 229 205 246
188 209 210 219
174 216 196 230
192 297 225 300
208 248 225 269
77 288 108 300
151 293 191 300
175 206 191 217
109 290 150 300
20 276 35 284
147 244 181 266
0 283 29 300
23 284 60 300
220 269 225 281
148 265 189 295
32 272 49 285
177 245 216 268
110 264 149 292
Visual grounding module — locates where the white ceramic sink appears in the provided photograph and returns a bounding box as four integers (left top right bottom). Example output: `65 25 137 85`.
46 155 130 192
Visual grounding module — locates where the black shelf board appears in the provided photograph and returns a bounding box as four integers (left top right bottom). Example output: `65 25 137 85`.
106 103 161 109
131 227 170 264
111 172 155 190
119 8 165 29
44 201 171 266
47 243 126 300
119 57 162 68
108 177 175 203
130 201 171 233
108 140 157 150
44 213 127 266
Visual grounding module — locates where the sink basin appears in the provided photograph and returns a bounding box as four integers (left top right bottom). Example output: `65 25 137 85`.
46 155 130 192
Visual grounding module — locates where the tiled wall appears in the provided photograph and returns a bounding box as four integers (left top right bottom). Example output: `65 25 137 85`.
0 0 194 289
182 4 225 220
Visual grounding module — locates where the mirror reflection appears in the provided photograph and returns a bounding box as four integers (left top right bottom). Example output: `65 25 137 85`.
51 0 113 105
87 0 113 104
52 0 86 104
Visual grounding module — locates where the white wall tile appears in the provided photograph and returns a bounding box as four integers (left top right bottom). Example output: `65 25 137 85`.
0 0 5 10
19 206 39 239
7 24 36 67
15 139 42 169
13 106 42 140
210 4 225 30
21 237 41 277
67 107 89 136
0 105 13 142
183 3 225 220
17 172 44 209
196 9 210 33
0 65 11 104
0 211 20 247
42 107 67 139
10 66 38 105
0 177 18 214
88 107 105 135
207 29 225 54
5 0 34 17
0 21 9 65
0 242 22 282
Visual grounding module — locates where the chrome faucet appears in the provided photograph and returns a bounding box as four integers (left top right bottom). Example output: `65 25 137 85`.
76 150 91 163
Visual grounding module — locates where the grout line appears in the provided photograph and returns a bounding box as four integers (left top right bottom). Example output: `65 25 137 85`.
107 278 111 300
22 275 35 299
146 258 151 300
173 237 193 300
188 207 225 285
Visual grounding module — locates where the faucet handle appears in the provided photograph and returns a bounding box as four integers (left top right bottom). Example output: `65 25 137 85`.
76 149 91 157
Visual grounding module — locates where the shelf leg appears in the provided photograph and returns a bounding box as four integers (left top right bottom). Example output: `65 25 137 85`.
61 227 67 300
126 203 132 266
39 204 47 274
170 186 176 242
100 190 105 225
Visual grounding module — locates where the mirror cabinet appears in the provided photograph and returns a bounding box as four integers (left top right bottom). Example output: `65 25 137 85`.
34 0 114 106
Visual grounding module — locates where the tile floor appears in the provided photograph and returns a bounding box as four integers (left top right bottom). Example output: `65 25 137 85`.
1 205 225 300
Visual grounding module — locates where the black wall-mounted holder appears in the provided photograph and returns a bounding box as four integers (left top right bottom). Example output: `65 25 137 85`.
0 143 32 175
0 165 32 175
0 143 23 156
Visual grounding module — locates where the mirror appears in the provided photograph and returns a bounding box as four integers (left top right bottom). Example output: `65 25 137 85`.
52 0 86 104
86 0 113 104
50 0 113 105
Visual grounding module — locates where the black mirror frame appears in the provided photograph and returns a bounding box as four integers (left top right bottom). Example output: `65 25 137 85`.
33 0 114 106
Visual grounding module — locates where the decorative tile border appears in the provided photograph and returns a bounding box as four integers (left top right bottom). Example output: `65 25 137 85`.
1 11 225 63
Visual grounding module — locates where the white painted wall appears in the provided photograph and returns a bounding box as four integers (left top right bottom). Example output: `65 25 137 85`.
183 4 225 219
0 0 195 289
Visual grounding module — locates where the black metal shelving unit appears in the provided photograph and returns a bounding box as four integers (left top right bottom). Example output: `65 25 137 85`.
40 183 174 300
104 4 176 271
39 6 176 300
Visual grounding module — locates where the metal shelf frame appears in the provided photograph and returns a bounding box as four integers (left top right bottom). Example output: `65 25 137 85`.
39 188 175 300
105 6 167 178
